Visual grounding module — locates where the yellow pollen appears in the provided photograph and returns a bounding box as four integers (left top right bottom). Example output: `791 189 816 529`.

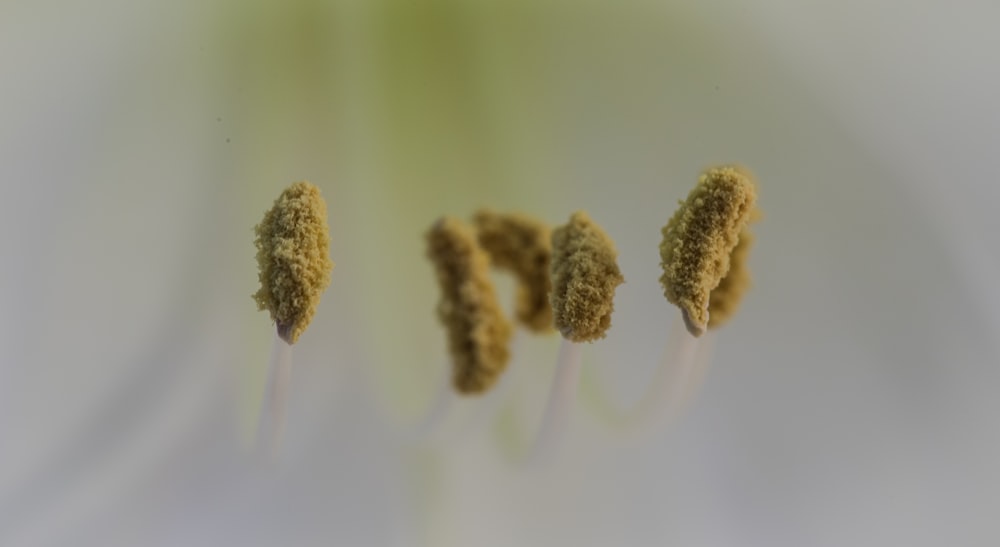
659 166 757 336
550 211 624 342
253 181 334 344
426 217 513 395
472 209 554 333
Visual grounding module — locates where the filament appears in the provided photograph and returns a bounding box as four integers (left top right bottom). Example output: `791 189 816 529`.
255 335 294 463
526 339 583 465
580 317 702 434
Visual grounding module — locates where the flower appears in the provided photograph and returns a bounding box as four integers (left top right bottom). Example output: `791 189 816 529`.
2 1 998 546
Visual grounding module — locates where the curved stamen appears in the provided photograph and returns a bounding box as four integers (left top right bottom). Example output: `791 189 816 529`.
579 167 760 432
426 216 513 395
473 209 554 333
660 166 757 336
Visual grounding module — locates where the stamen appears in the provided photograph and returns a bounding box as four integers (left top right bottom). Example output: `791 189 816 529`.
550 211 625 342
252 181 334 344
252 181 333 463
577 171 759 434
530 211 623 463
426 217 513 395
659 166 757 336
472 209 554 333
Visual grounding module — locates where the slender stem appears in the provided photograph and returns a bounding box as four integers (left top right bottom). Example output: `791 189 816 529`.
578 316 702 433
631 317 700 430
256 335 293 463
405 333 526 448
680 331 714 409
527 339 582 465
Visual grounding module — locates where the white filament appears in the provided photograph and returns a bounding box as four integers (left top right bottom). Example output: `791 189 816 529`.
255 335 294 464
527 339 583 465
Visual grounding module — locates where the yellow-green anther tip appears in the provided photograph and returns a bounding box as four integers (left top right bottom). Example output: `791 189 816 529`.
551 211 625 343
659 166 757 337
253 181 334 344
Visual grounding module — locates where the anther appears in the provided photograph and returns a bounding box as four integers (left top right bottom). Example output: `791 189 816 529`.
659 167 757 336
426 217 513 395
253 181 334 344
472 209 554 333
550 211 624 342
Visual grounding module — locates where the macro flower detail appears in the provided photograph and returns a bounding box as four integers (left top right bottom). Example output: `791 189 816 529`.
426 216 513 395
8 1 997 544
550 211 624 342
472 209 554 333
252 181 334 344
660 167 757 337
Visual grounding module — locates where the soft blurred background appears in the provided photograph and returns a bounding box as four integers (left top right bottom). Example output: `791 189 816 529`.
1 0 999 545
